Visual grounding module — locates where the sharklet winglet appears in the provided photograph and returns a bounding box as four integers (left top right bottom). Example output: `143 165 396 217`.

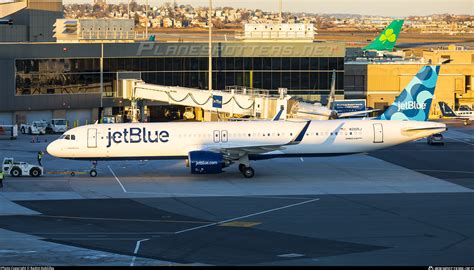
272 107 284 121
288 121 311 145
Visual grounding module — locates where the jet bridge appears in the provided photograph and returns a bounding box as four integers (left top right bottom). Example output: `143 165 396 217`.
119 79 290 121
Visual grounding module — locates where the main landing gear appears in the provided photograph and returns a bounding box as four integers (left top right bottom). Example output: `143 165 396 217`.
90 160 98 177
238 155 255 178
239 164 255 178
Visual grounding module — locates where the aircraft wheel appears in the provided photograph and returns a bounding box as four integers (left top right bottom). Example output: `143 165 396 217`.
90 170 97 177
242 167 255 178
238 164 246 173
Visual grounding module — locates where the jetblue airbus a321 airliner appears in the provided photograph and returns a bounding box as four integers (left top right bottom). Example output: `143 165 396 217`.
47 65 445 178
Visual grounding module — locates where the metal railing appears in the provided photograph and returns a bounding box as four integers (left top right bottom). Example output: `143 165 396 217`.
224 85 270 97
235 30 315 40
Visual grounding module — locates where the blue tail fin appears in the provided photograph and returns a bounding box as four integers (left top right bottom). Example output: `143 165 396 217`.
377 65 440 121
438 102 457 117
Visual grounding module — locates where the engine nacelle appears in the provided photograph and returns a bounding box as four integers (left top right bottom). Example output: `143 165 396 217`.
188 151 225 174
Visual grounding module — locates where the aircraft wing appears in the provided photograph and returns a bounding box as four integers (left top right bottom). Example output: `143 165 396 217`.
199 121 311 159
215 144 287 159
337 109 380 118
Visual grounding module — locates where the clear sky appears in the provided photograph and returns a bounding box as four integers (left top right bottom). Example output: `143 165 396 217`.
2 0 473 16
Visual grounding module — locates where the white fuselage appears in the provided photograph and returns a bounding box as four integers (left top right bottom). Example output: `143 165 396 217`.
47 120 446 160
455 110 474 120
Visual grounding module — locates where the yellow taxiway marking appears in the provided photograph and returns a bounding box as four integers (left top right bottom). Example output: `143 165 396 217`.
47 171 87 175
218 221 261 228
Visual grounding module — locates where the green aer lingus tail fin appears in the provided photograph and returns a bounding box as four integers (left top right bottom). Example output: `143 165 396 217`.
363 19 404 51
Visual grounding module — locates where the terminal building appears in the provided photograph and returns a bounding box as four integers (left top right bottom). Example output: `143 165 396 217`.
344 45 474 118
0 41 345 125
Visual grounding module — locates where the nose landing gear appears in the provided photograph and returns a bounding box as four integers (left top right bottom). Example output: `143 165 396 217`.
90 160 98 177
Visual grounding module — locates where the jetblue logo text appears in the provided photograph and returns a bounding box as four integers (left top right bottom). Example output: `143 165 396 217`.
397 101 426 112
107 128 169 148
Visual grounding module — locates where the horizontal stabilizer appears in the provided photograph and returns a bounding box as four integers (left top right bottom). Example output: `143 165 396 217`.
338 109 380 118
402 126 446 132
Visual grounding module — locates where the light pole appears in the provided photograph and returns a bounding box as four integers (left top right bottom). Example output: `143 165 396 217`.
145 0 149 39
100 42 104 122
208 0 212 91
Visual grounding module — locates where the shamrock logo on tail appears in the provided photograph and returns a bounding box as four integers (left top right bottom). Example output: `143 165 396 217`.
379 28 397 43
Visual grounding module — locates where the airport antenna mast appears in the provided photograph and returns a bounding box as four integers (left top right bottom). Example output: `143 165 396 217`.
279 0 282 23
208 0 213 91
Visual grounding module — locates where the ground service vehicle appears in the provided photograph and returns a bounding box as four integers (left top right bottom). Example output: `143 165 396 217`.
427 133 444 145
20 121 47 135
2 158 44 177
183 107 195 120
46 119 68 134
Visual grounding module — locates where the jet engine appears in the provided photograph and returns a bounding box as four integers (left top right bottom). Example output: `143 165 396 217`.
187 151 230 174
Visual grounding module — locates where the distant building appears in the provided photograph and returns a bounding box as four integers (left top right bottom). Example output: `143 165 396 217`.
162 17 173 28
54 19 143 42
238 23 316 42
93 0 107 6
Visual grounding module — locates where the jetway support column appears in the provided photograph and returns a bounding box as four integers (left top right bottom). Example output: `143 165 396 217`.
203 110 213 122
139 100 146 122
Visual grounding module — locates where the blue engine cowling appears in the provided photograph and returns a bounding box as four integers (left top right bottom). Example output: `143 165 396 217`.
188 151 224 174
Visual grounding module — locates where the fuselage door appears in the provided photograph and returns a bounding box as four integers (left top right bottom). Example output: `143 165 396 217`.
87 128 98 148
373 123 383 143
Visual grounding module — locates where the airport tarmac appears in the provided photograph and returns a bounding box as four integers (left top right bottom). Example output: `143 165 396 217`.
0 122 473 266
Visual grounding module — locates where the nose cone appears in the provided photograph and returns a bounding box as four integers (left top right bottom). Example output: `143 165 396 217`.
46 141 61 157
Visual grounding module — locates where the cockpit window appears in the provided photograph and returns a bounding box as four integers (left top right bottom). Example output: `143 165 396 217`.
60 134 75 140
